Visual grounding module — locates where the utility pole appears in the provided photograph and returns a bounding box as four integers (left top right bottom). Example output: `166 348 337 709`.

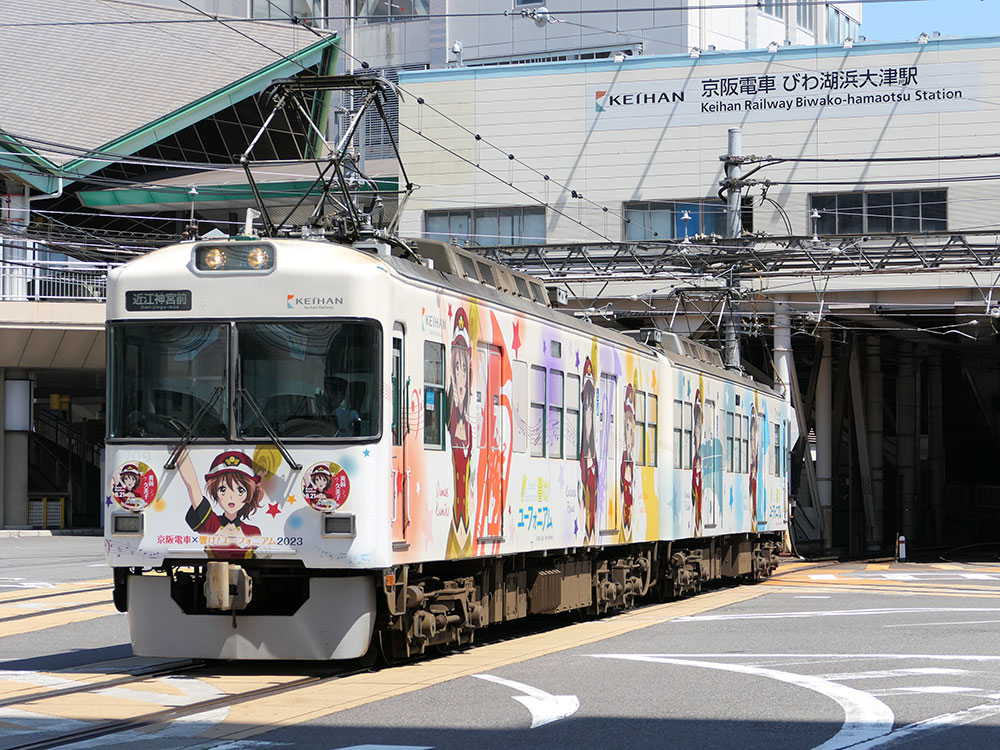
722 127 743 369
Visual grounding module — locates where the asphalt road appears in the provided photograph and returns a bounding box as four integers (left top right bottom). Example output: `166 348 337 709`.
3 544 1000 750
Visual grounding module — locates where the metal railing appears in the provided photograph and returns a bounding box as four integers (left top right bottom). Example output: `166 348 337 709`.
35 411 103 469
1 257 118 302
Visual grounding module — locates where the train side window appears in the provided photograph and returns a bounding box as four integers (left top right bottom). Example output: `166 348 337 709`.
512 360 528 454
547 369 564 459
566 373 580 459
772 420 780 476
634 391 646 466
672 399 683 469
647 393 658 467
682 401 693 470
423 341 445 448
529 364 546 457
724 411 734 472
392 337 403 446
742 415 750 473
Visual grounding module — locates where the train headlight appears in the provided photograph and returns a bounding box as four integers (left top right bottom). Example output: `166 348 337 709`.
194 243 274 272
202 247 227 270
247 246 270 269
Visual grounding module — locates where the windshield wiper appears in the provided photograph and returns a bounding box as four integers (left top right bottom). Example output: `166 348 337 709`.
164 386 224 470
237 387 302 471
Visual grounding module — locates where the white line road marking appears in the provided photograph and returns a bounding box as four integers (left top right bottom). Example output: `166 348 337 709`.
592 654 894 750
844 701 1000 749
870 686 986 696
0 579 54 589
473 674 580 728
674 607 1000 622
331 746 434 750
626 653 1000 662
885 618 1000 628
805 572 1000 581
818 668 972 680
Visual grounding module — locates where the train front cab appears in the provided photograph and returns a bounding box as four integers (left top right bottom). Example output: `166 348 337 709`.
105 239 399 660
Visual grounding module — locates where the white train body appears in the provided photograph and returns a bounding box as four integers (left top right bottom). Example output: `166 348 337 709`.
105 237 791 660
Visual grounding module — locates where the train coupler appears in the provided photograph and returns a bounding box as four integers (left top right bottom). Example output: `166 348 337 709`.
204 561 253 611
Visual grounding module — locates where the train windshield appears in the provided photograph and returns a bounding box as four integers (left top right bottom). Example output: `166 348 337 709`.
108 323 229 439
237 321 381 439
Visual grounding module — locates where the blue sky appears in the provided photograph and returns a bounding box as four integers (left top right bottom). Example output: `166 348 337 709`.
860 0 1000 42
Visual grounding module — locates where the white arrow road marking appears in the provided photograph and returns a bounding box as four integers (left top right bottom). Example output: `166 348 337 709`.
473 674 580 728
593 655 894 750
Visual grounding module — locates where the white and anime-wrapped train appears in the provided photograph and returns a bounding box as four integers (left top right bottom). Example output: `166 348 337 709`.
105 235 792 660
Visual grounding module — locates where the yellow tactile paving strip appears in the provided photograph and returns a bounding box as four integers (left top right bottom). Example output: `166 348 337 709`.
763 562 1000 599
0 580 118 639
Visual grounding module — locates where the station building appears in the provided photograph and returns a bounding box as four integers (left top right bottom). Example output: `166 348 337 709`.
397 35 1000 555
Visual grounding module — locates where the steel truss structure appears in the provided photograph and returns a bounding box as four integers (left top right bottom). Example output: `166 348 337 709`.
482 230 1000 285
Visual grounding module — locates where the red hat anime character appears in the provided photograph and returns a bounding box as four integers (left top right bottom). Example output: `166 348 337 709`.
624 383 635 416
453 308 471 350
204 451 260 483
582 357 596 394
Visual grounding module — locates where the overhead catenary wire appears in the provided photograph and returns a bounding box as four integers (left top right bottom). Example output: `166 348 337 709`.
0 0 924 29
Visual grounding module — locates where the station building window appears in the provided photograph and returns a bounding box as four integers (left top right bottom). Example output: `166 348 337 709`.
797 0 814 31
760 0 784 19
623 200 751 241
810 190 947 235
826 5 859 43
354 0 428 22
425 206 546 247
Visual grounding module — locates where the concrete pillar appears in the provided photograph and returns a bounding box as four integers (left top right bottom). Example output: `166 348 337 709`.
928 352 945 544
866 336 884 550
816 327 834 552
897 343 918 542
2 369 31 528
773 303 793 406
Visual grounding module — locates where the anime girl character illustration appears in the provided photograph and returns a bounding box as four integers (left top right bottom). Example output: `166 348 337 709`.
445 308 473 559
110 462 157 512
692 382 704 536
579 357 598 545
115 464 141 497
749 403 759 533
620 383 636 543
302 462 351 512
178 450 264 559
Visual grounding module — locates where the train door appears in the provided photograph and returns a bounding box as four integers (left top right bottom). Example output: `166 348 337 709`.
474 343 506 547
599 372 617 529
704 399 718 528
391 325 408 548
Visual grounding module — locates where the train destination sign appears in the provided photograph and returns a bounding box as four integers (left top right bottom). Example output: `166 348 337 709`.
125 290 192 311
588 61 978 130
